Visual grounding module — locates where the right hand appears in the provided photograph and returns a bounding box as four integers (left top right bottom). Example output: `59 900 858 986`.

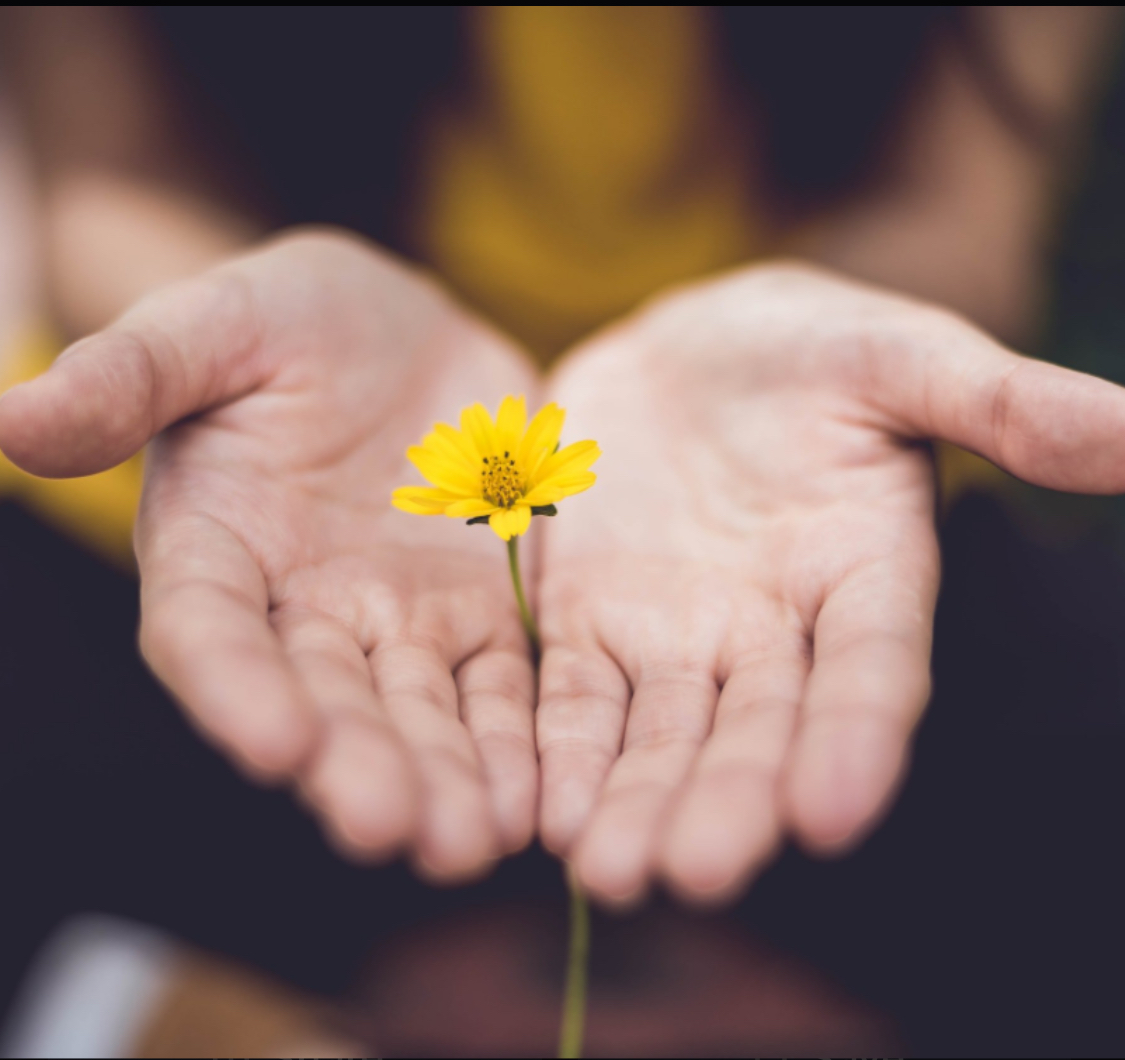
0 231 541 881
534 262 1125 905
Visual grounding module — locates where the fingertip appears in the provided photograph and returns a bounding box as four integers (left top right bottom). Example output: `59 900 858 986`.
0 333 153 477
538 776 596 858
301 721 418 860
415 776 502 883
539 821 575 859
492 771 538 856
200 674 322 784
784 717 908 855
472 731 538 855
661 873 746 910
413 850 501 888
1001 362 1125 494
660 862 752 909
0 375 59 475
658 799 779 907
571 819 652 908
572 851 650 912
233 710 319 784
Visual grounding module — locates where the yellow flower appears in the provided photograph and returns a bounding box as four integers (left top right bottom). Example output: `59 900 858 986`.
392 396 600 540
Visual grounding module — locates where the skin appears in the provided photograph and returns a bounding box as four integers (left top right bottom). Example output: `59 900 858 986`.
537 263 1125 904
0 231 542 881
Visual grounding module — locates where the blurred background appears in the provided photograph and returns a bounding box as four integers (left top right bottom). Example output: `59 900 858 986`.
1 6 1125 1056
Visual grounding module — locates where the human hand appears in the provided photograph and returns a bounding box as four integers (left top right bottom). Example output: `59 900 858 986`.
536 263 1125 904
0 231 540 880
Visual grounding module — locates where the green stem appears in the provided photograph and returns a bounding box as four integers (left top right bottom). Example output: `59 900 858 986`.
503 537 589 1058
558 866 590 1059
506 536 540 654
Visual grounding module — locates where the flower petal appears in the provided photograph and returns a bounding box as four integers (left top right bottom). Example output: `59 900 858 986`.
529 440 601 487
435 422 482 464
461 403 498 458
407 445 480 495
392 486 462 514
507 504 533 537
446 497 498 518
488 504 532 541
495 395 527 456
523 471 597 506
422 427 478 473
519 403 565 476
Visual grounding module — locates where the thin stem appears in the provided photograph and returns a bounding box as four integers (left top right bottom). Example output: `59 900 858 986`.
558 866 590 1059
506 536 540 654
504 536 588 1057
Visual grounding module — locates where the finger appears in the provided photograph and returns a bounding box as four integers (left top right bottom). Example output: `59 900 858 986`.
658 642 807 904
138 511 319 780
274 610 419 861
456 645 538 854
572 669 718 905
784 550 939 854
537 646 632 857
370 639 500 882
871 306 1125 493
0 264 269 477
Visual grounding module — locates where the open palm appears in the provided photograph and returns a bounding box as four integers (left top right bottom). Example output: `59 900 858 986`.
537 264 1125 903
0 232 541 880
9 243 1125 900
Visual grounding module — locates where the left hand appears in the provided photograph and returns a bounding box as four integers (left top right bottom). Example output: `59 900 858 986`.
536 262 1125 905
0 231 541 880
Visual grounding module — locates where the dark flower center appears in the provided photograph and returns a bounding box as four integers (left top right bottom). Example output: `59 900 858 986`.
482 451 522 508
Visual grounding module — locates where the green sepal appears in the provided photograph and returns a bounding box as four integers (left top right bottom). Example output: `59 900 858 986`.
468 504 557 525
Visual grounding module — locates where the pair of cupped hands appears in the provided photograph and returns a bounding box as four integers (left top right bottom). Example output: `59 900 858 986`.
3 231 1124 905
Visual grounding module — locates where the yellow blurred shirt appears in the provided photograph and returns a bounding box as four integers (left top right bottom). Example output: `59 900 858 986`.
415 6 760 361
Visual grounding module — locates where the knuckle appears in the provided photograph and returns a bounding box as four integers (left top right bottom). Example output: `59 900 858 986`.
420 742 482 781
989 361 1025 464
474 726 536 758
542 650 628 702
459 650 533 706
394 666 458 712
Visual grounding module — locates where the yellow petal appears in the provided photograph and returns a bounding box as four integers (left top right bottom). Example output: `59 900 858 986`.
495 395 527 456
523 471 596 506
461 403 498 458
507 504 533 537
407 446 480 495
529 440 601 487
435 422 482 464
488 504 532 540
519 403 565 476
445 497 498 518
392 486 462 514
422 427 478 473
521 482 565 507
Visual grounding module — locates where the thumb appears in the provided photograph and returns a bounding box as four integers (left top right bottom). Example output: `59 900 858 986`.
871 309 1125 494
0 268 264 478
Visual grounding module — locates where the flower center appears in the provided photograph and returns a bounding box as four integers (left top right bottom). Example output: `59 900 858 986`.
482 451 523 508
